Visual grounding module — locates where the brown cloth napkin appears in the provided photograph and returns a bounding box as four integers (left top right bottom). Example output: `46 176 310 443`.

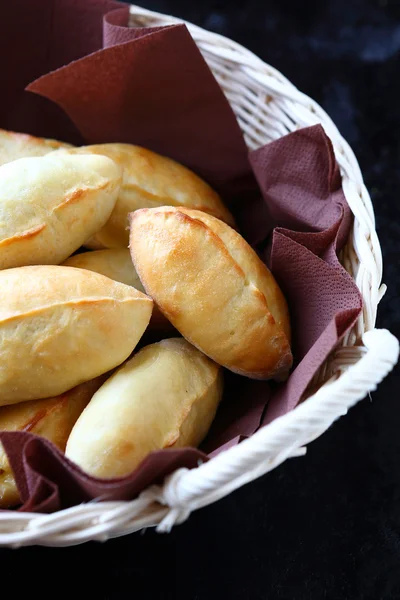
0 0 362 512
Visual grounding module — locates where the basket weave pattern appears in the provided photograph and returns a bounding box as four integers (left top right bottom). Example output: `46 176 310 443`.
0 4 397 547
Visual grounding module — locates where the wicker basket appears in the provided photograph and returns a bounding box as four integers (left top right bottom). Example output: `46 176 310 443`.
0 4 398 548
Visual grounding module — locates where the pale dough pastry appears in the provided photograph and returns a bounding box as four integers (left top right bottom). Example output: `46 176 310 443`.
0 265 153 404
55 143 235 248
66 338 223 478
62 248 172 333
0 128 73 167
0 152 121 269
0 377 105 508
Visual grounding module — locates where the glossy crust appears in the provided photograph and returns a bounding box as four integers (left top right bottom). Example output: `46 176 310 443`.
0 265 153 404
0 153 121 269
0 128 73 167
62 249 172 333
56 143 235 248
0 377 105 508
66 338 223 478
129 207 292 380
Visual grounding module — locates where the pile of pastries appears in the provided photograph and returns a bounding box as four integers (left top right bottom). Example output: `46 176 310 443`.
0 129 292 507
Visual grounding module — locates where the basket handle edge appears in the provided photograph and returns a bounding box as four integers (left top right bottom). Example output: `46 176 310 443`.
156 328 399 531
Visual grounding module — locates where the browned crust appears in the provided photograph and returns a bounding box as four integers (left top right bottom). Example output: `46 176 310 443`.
21 408 49 433
54 180 110 211
20 396 68 433
131 208 275 321
0 295 151 327
0 223 46 248
130 209 244 282
124 183 235 227
57 187 86 207
173 210 245 277
129 207 292 381
61 142 235 228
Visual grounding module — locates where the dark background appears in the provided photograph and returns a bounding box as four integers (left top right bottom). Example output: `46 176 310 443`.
1 1 399 598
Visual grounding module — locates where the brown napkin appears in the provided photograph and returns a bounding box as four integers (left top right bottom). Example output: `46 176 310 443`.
249 126 362 423
0 0 127 143
0 0 362 512
0 431 206 513
27 16 253 199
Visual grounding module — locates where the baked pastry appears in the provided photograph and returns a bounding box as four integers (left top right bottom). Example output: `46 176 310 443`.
0 128 73 166
62 248 142 289
0 377 105 508
62 248 172 333
0 152 121 269
66 338 223 478
0 265 153 404
55 143 235 248
129 207 292 380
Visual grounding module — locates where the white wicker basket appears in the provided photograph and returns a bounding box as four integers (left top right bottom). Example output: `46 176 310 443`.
0 4 397 548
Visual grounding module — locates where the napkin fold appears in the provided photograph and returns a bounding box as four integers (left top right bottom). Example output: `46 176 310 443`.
249 126 363 422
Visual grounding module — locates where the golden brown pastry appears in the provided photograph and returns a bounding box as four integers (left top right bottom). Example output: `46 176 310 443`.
0 128 73 166
0 265 153 404
0 152 121 269
129 207 292 381
62 249 172 333
0 377 105 508
55 143 235 248
66 338 223 478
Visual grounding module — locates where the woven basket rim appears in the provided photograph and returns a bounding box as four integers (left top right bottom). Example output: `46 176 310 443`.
0 3 397 548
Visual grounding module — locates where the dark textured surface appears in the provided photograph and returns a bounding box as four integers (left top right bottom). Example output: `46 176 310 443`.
1 1 399 598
